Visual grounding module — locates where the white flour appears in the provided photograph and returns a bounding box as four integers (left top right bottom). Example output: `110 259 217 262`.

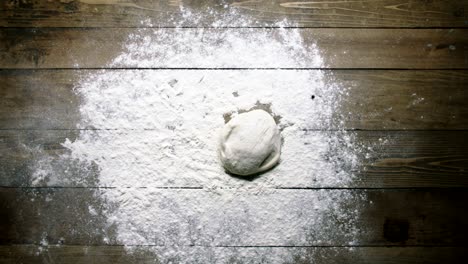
62 69 356 189
32 8 370 264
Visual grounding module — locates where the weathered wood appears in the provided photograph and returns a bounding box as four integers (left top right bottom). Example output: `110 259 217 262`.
1 70 467 130
0 70 81 130
1 0 467 28
0 188 467 246
1 2 466 263
1 130 468 188
0 245 465 264
332 70 468 130
0 28 466 69
0 129 99 187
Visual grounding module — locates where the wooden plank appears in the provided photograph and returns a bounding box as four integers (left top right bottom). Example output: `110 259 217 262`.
1 0 467 28
0 70 81 130
0 245 465 264
332 70 468 130
0 188 467 246
0 28 467 69
1 70 467 130
1 130 468 188
0 129 99 187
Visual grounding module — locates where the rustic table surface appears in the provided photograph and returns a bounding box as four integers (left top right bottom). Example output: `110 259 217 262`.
1 1 468 263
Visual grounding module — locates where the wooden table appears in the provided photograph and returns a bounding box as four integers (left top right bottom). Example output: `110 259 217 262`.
1 1 468 263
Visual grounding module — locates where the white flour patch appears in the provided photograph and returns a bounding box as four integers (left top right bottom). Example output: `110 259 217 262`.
31 8 369 264
63 70 356 189
111 28 323 68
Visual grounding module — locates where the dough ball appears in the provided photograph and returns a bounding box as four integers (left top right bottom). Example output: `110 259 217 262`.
218 109 281 176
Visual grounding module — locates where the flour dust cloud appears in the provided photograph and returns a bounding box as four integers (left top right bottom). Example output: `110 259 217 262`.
30 7 371 264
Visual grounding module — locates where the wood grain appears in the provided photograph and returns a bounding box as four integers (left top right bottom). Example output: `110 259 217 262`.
1 0 467 28
0 245 465 264
1 70 467 130
0 70 81 130
0 28 467 69
1 129 467 188
1 1 467 263
0 188 467 246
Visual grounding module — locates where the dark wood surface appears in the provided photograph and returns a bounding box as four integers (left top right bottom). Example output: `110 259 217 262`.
1 0 467 28
0 245 465 264
1 70 467 130
1 1 468 263
0 188 467 246
2 129 468 188
1 28 467 69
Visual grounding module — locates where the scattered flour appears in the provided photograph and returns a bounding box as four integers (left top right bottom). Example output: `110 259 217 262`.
61 66 359 189
30 7 370 264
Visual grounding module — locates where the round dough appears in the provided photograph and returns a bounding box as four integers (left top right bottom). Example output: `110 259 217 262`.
218 109 281 176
